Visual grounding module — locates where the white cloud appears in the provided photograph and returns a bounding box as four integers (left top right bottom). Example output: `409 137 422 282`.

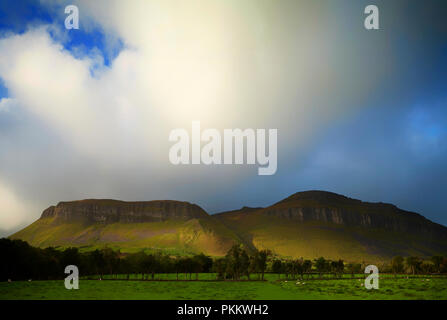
0 182 31 230
0 1 394 233
0 97 16 112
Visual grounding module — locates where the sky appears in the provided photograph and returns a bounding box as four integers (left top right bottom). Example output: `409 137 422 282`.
0 0 446 236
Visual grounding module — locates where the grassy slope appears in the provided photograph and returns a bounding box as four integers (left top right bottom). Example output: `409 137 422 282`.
10 216 239 256
11 208 446 260
213 210 447 263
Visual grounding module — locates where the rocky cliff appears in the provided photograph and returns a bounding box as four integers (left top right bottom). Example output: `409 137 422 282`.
214 191 447 260
40 199 209 224
259 191 447 239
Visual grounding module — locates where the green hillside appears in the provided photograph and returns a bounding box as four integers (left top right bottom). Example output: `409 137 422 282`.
9 191 447 261
10 201 241 256
214 209 445 262
214 191 447 262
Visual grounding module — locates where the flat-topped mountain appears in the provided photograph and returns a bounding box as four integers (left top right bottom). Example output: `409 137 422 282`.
261 191 447 237
10 191 447 261
11 200 240 256
214 191 447 261
41 199 209 224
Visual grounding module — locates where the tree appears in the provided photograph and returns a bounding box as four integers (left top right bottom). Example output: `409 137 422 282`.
346 263 362 278
431 256 444 273
406 256 422 275
213 258 227 280
284 261 294 279
303 260 312 271
194 254 213 273
182 257 194 280
191 254 209 280
239 250 250 280
257 250 270 280
303 260 312 279
174 259 183 280
101 248 120 278
330 260 338 278
126 251 146 280
441 258 447 273
225 245 242 280
248 254 258 280
336 259 344 278
391 256 404 276
292 259 304 280
90 249 105 279
314 257 328 279
421 262 434 274
272 260 282 279
60 247 81 270
119 258 131 280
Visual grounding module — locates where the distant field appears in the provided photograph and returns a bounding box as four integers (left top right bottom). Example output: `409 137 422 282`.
1 274 447 300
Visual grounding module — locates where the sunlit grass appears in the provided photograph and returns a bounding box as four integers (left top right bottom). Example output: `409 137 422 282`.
1 275 446 300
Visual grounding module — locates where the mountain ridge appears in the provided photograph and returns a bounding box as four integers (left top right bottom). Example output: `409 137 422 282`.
10 191 447 261
40 199 209 224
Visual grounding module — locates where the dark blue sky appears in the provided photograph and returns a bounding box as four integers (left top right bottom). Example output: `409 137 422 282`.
0 0 446 236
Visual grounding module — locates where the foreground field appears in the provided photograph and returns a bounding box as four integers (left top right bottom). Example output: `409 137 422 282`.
1 276 447 300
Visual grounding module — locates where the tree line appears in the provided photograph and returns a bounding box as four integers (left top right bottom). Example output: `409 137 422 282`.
1 238 447 282
389 255 447 275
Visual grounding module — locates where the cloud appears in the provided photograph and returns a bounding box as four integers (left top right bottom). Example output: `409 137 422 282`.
0 97 15 112
0 0 422 234
0 181 31 231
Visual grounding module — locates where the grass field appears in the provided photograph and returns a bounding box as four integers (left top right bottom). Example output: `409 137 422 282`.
1 274 447 300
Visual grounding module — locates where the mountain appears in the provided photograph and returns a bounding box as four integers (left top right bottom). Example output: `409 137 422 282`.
214 191 447 261
10 191 447 261
10 199 240 256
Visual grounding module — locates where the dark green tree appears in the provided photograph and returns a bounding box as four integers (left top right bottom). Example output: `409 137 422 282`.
431 256 443 273
272 259 282 279
391 256 404 276
406 256 422 275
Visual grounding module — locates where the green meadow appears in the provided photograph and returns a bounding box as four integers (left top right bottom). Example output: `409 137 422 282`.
1 274 447 300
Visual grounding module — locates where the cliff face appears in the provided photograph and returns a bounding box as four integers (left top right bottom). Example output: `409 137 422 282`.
41 199 209 224
258 191 447 238
213 191 447 260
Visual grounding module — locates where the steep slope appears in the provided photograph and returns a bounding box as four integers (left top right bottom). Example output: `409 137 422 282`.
10 199 240 256
213 191 447 262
